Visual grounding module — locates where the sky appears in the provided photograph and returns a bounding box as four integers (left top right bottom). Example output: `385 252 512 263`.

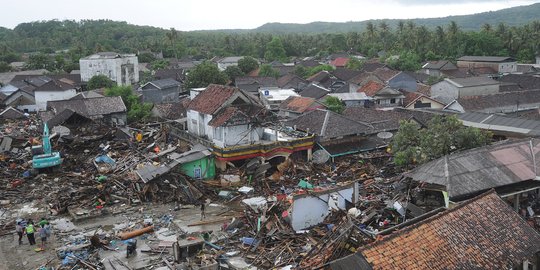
1 0 538 31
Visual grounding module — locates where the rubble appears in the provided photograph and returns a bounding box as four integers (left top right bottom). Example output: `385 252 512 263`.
2 114 537 270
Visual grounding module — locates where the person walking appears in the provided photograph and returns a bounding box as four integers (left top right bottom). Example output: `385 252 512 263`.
25 220 36 245
38 222 50 251
15 220 25 245
200 201 206 221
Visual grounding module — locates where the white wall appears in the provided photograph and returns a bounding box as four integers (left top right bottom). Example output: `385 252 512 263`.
80 55 139 85
290 182 358 231
431 80 459 100
35 89 77 111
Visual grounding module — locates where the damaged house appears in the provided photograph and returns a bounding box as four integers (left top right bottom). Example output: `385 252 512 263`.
47 96 127 126
285 109 375 161
406 139 540 213
186 84 314 169
348 191 540 270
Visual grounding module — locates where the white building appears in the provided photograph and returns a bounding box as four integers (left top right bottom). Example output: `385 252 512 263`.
34 79 77 111
79 52 139 86
259 87 299 110
186 84 264 148
216 56 244 71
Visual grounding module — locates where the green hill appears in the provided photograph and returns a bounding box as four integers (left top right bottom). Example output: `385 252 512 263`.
254 2 540 33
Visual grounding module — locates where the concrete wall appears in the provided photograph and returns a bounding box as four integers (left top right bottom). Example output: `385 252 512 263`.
141 86 179 104
35 89 77 111
180 156 215 180
223 124 262 147
405 96 445 110
457 60 517 73
459 84 499 97
290 182 358 231
431 80 459 100
80 56 139 85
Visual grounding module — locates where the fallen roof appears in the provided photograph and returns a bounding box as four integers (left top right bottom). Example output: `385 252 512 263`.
47 96 127 117
406 138 540 199
357 191 540 270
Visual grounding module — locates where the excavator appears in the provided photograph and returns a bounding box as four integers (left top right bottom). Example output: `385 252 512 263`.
32 123 62 170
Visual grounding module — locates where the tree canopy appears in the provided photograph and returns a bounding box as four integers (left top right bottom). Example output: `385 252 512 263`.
104 85 152 122
323 96 345 114
237 56 259 74
258 64 280 78
391 115 492 167
264 37 287 62
87 74 115 90
185 61 228 89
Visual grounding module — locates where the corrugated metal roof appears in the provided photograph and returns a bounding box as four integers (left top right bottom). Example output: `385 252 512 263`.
459 112 540 136
407 138 540 199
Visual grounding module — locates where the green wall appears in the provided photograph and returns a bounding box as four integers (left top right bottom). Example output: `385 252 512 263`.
180 156 215 180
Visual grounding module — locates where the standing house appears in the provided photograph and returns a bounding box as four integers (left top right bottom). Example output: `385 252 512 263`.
457 56 517 74
139 78 181 104
80 52 139 86
387 72 418 92
327 92 372 107
278 96 325 119
216 56 245 71
430 77 499 104
34 79 77 111
421 60 458 77
186 84 264 148
258 88 299 110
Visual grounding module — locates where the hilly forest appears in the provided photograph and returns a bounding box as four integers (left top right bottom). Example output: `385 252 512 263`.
0 3 539 74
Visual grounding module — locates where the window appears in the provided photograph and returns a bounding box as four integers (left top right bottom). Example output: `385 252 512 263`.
390 98 396 104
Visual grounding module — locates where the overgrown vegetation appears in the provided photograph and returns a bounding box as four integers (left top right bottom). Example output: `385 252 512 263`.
104 85 152 122
391 115 492 167
0 18 539 75
87 74 115 90
184 61 228 89
323 96 345 114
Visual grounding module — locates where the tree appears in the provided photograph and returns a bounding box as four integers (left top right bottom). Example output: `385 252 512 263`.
345 58 364 70
258 64 280 78
308 64 334 77
323 96 344 114
238 56 259 74
391 115 491 167
185 61 228 89
0 61 11 72
293 65 309 78
87 75 115 90
104 85 152 122
264 37 287 62
386 51 421 71
150 59 169 70
138 52 156 63
24 53 54 71
224 65 245 82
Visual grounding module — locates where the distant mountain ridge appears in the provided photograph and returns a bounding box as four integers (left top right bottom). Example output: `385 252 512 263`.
252 2 540 33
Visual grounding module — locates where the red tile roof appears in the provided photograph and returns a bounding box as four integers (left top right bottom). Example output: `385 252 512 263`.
401 90 423 107
330 57 350 67
187 84 237 115
358 81 385 97
279 96 321 113
358 191 540 270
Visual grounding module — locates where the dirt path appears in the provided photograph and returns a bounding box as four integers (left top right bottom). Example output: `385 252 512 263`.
0 232 59 270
